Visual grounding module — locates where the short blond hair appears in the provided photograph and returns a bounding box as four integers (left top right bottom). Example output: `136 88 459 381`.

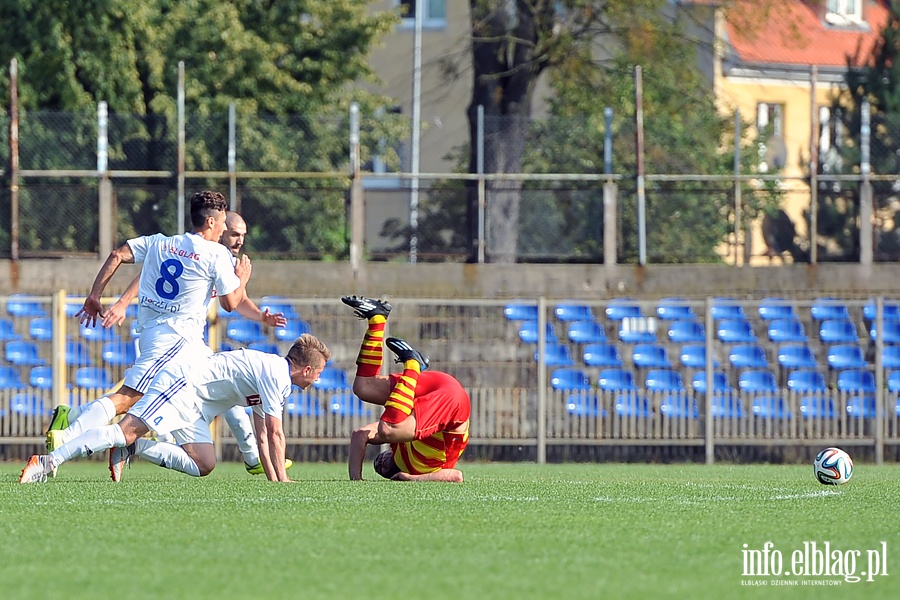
286 333 331 369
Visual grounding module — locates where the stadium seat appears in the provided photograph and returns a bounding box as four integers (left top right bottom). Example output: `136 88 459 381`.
285 390 323 416
535 343 574 366
869 320 900 344
274 320 312 342
5 340 45 366
659 394 699 419
74 367 114 389
738 369 779 393
329 393 373 417
613 393 653 418
605 299 642 321
565 392 607 417
519 320 558 344
554 303 594 322
691 370 732 394
776 344 818 370
716 319 757 344
888 370 900 393
102 341 137 366
312 366 351 391
503 303 538 322
679 344 719 369
710 298 745 321
550 368 593 391
226 320 267 344
631 343 672 368
644 369 685 392
65 340 93 366
767 318 808 343
567 320 607 344
757 297 797 321
751 396 791 419
80 322 120 343
800 397 836 419
249 342 280 355
709 393 744 418
597 368 639 392
863 299 900 322
0 366 27 389
845 395 877 419
655 297 696 321
28 317 54 342
826 344 868 370
10 393 50 416
836 369 876 393
29 366 53 389
819 319 859 344
260 296 301 320
6 294 47 318
667 320 705 344
0 318 21 341
617 319 657 344
786 369 828 393
582 343 624 368
810 298 850 322
728 344 768 370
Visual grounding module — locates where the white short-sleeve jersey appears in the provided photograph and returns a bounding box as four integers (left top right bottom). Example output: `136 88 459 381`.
129 232 240 341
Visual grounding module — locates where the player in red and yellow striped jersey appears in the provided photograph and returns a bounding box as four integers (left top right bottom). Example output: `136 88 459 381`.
342 296 469 482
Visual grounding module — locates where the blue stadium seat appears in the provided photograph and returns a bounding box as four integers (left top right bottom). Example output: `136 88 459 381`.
598 368 638 392
503 303 538 321
800 397 836 419
716 319 757 344
10 393 50 416
709 393 744 418
535 343 574 366
667 320 706 344
582 343 623 368
274 320 312 342
767 318 808 343
659 394 699 419
757 298 797 321
328 393 373 417
776 344 818 370
0 318 21 341
80 322 120 343
65 340 92 366
614 393 652 418
519 320 558 344
845 395 877 419
751 396 791 419
810 298 850 322
285 390 323 416
226 320 267 344
819 319 859 344
655 298 696 321
680 344 719 369
738 369 779 393
644 369 684 392
554 303 594 322
605 299 642 321
249 342 280 355
863 299 900 322
710 298 745 321
728 344 768 369
869 320 900 344
786 369 828 393
312 366 351 390
889 370 900 393
6 294 47 318
826 344 868 370
691 370 732 394
29 366 53 389
836 369 875 393
565 392 607 417
631 343 672 368
102 341 137 366
0 366 27 389
550 368 592 391
567 320 607 344
5 340 45 366
260 296 301 320
74 367 114 389
28 317 54 342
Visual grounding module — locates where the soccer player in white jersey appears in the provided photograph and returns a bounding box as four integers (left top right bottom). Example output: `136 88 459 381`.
45 191 282 475
20 334 330 483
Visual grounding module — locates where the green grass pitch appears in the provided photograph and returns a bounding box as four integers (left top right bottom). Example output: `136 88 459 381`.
1 460 898 599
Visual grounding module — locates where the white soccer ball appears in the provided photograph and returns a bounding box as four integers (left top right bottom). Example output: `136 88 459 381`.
813 447 853 485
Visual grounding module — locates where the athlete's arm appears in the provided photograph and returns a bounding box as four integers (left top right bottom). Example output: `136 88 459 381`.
393 469 464 483
257 412 291 482
77 242 135 327
102 273 140 328
217 254 251 313
234 295 287 328
349 422 385 480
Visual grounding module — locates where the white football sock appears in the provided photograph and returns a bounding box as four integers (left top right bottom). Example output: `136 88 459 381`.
49 424 125 467
134 439 201 477
223 406 258 466
62 396 117 444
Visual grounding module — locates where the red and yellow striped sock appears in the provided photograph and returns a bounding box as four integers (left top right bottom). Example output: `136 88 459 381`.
380 359 421 423
355 315 386 377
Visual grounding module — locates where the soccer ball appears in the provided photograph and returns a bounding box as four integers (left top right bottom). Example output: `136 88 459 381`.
813 447 853 485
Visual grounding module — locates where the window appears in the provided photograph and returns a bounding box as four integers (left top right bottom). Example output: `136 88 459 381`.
756 103 785 172
398 0 446 29
825 0 863 25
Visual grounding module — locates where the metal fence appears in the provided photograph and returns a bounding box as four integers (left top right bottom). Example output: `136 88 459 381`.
2 294 899 464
